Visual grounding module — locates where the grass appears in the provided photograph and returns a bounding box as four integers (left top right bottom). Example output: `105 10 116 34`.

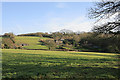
2 49 120 79
15 36 49 50
23 45 48 50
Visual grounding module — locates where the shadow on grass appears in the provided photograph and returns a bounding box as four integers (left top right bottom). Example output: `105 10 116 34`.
2 52 120 79
2 61 120 79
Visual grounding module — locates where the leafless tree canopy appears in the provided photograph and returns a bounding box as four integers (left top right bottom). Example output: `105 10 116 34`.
89 0 120 33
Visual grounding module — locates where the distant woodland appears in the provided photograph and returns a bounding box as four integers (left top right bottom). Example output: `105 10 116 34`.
1 29 120 53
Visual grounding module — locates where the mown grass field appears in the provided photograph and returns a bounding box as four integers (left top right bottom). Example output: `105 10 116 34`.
15 36 49 50
2 49 120 79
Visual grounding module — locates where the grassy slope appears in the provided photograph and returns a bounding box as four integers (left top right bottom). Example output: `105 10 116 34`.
2 49 120 79
15 36 49 50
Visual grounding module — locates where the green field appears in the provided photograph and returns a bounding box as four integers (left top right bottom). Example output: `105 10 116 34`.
15 36 49 50
2 49 120 79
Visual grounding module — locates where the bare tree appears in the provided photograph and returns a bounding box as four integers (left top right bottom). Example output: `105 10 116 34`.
89 0 120 33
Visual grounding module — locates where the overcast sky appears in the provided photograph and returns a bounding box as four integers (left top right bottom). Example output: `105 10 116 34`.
2 2 95 35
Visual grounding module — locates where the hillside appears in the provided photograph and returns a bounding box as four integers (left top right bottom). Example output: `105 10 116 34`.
15 36 52 50
1 32 120 53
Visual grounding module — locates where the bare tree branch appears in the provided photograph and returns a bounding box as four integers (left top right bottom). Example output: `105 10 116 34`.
88 0 120 34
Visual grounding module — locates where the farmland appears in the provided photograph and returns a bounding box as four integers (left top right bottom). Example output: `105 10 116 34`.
2 49 120 79
15 36 49 50
1 34 120 79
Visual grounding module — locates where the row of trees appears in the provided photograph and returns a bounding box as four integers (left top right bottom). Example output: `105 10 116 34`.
18 32 52 38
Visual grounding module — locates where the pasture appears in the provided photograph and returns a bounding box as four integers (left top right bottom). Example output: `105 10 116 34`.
2 49 120 79
15 36 49 50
